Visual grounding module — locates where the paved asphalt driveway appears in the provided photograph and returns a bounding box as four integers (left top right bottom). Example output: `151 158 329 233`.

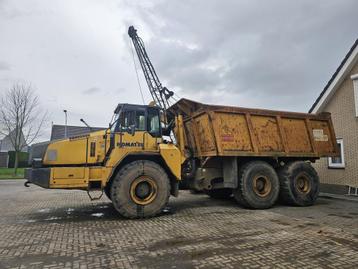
0 180 357 269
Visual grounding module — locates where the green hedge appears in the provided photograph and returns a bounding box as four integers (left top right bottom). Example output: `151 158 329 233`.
7 151 29 168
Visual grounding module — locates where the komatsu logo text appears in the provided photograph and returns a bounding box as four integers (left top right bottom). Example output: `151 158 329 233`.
117 142 144 148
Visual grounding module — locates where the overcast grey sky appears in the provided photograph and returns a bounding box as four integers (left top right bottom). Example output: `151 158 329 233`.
0 0 357 140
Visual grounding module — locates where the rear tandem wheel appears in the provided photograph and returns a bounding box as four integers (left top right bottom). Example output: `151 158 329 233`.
278 161 319 206
233 161 280 209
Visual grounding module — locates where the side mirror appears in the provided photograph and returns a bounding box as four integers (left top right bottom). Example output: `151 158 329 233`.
128 124 136 136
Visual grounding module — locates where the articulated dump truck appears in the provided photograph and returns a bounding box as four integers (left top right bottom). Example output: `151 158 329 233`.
25 26 339 218
25 98 338 218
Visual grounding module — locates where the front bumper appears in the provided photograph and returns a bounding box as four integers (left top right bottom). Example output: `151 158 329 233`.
25 168 51 188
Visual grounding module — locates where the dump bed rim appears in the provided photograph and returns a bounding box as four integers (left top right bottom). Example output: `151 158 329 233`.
169 98 331 120
184 107 331 123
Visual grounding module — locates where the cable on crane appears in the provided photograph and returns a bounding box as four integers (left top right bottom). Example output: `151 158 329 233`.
129 38 146 105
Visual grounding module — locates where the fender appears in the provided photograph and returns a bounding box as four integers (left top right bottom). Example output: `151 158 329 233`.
159 143 184 180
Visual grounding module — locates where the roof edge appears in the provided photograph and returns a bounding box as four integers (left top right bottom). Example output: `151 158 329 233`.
309 38 358 113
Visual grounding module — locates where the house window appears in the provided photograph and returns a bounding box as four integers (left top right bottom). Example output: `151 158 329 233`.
352 74 358 117
328 139 345 168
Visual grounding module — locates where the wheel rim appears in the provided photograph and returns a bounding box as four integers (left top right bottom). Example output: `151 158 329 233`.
295 173 311 194
253 175 272 197
130 176 158 205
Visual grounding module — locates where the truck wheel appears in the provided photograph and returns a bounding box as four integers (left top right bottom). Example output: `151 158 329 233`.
206 188 232 199
110 160 170 218
278 161 319 206
233 161 279 209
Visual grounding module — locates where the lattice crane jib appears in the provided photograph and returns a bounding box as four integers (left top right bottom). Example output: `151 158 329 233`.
128 26 175 121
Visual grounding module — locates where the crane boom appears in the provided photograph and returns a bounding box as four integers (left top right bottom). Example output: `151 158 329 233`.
128 26 174 118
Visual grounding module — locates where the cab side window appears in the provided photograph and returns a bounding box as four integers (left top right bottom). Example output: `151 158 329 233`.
119 109 146 132
147 108 161 137
119 110 135 131
136 110 146 131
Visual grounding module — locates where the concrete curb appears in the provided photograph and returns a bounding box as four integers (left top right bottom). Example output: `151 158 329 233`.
319 192 358 202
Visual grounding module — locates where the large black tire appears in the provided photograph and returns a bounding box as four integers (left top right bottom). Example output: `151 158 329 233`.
278 161 319 206
206 188 232 199
233 161 280 209
110 160 170 218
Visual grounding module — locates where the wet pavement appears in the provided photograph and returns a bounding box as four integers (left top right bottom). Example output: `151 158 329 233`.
0 179 357 268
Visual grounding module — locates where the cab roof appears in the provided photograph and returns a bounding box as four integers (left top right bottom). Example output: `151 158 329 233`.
114 103 160 113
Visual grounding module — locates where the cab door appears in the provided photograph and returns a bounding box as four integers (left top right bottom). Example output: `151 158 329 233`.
105 106 163 168
118 108 146 153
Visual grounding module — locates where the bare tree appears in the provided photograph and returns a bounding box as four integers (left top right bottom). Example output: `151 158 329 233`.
0 83 47 175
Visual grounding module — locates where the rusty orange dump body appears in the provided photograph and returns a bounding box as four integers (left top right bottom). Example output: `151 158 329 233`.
169 99 338 158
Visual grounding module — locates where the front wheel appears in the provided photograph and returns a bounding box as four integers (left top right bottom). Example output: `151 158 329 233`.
111 160 170 218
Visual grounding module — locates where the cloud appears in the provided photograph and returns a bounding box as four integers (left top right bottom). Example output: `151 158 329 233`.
82 87 101 95
137 0 358 111
0 61 10 71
